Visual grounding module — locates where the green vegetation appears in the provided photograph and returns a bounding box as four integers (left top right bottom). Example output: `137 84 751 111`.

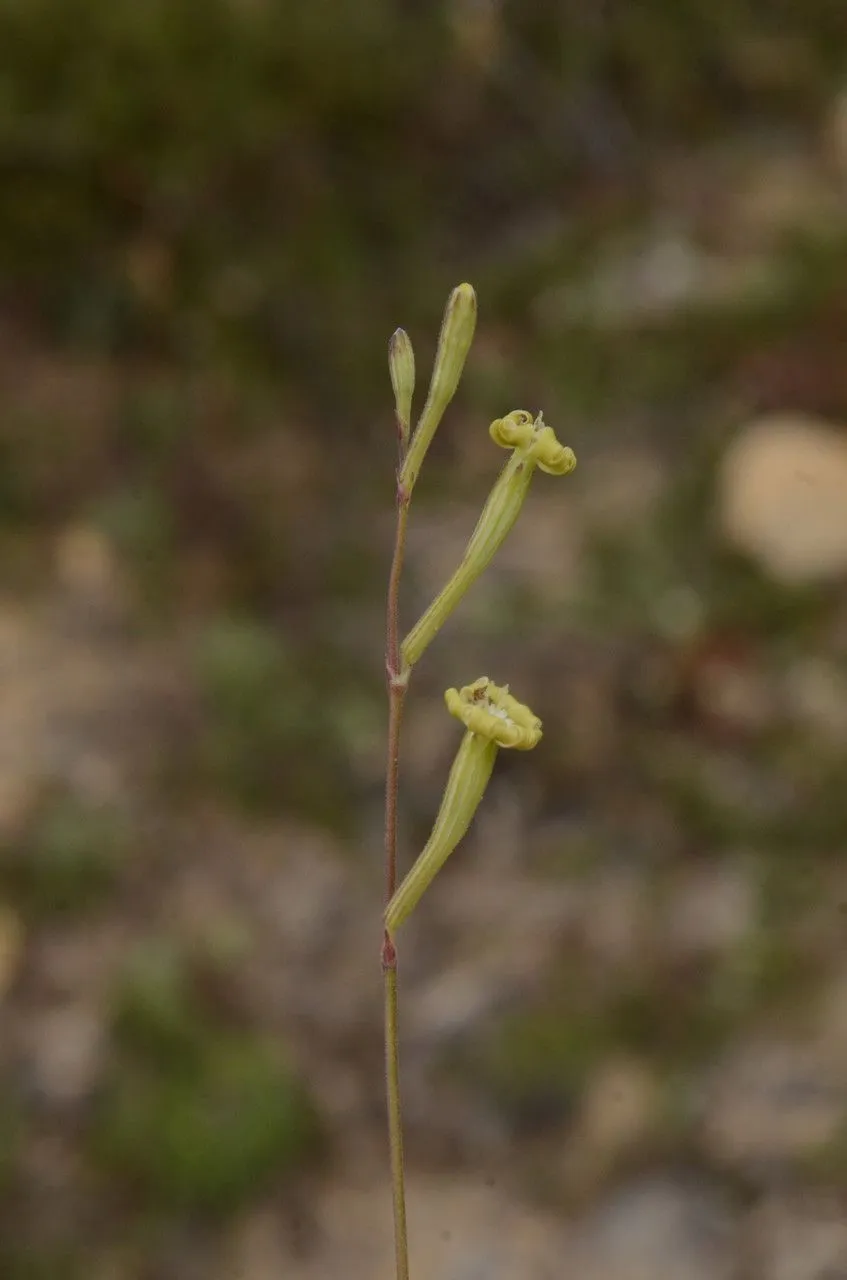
95 942 322 1213
0 792 128 917
190 616 358 827
1 0 847 1265
0 1244 87 1280
96 1038 319 1213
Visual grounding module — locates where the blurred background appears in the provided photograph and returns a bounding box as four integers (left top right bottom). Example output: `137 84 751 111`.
2 1 847 1276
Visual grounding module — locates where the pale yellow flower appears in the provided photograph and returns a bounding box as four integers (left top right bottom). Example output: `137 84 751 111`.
401 412 576 669
385 679 541 934
444 676 542 749
489 409 575 475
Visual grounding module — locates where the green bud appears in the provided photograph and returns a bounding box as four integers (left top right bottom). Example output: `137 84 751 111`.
400 283 477 494
388 328 415 452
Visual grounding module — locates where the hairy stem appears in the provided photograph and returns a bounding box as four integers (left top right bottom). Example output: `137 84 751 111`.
383 481 411 1280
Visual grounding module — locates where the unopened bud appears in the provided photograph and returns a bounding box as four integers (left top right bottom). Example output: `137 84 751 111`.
388 328 415 452
401 283 477 493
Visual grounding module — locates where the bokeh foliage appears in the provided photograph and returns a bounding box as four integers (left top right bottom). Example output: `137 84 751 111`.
1 0 847 1268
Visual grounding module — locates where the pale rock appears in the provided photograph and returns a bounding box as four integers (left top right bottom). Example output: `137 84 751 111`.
410 959 517 1048
664 863 756 960
748 1191 847 1280
292 1177 566 1280
0 588 178 808
539 225 777 328
24 1004 105 1107
225 1208 293 1280
563 1057 660 1189
568 1177 736 1280
726 154 843 246
55 525 119 598
578 448 667 534
784 657 847 740
53 523 131 630
701 1038 846 1169
719 415 847 583
583 868 649 967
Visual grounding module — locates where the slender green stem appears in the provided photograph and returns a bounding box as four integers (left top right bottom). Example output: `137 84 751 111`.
384 496 410 900
383 951 409 1280
382 481 411 1280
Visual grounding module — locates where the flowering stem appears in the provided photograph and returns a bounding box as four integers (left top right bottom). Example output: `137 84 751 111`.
382 478 411 1280
384 493 410 901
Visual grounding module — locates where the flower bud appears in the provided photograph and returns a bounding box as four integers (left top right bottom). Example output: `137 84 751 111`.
400 283 477 493
388 328 415 452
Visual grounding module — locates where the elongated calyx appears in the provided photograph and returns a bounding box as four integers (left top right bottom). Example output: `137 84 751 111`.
400 283 477 493
401 411 575 670
385 678 541 934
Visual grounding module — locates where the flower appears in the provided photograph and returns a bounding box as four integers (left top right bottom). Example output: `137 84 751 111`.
400 411 575 670
444 676 542 749
384 679 541 934
489 409 575 475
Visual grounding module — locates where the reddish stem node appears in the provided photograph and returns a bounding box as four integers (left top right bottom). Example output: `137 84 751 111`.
381 932 397 970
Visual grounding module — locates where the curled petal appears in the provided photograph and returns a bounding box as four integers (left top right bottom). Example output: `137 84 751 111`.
531 423 577 475
490 410 576 476
490 410 535 451
445 677 542 750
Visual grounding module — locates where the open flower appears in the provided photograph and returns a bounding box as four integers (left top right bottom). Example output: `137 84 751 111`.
445 676 542 749
400 411 576 670
488 409 575 475
384 679 541 935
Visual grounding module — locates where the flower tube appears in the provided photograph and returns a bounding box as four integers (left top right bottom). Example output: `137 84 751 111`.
401 411 575 670
385 678 541 935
